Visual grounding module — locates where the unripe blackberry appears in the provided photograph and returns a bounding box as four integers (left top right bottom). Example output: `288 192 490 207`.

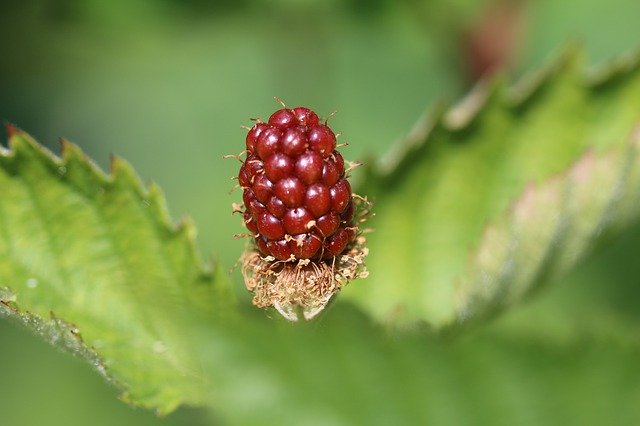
237 104 369 321
239 107 355 261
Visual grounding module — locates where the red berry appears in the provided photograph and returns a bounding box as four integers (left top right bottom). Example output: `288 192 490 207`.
340 200 354 224
305 184 331 217
281 128 307 156
243 211 258 234
252 174 274 204
292 107 320 127
289 233 322 259
255 236 269 255
268 108 296 128
315 212 340 237
267 196 286 218
275 177 305 207
323 228 353 258
257 212 285 240
256 127 281 160
244 155 264 182
247 198 266 218
242 189 253 209
321 155 343 187
295 151 323 185
264 153 294 182
267 239 292 261
240 106 357 260
330 179 351 213
308 125 336 157
238 167 251 188
246 123 269 152
333 151 345 171
283 207 314 235
243 189 266 217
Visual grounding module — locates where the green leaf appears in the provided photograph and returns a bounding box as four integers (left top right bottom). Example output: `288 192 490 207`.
456 126 640 325
194 301 640 425
4 46 640 424
344 47 640 328
0 130 232 413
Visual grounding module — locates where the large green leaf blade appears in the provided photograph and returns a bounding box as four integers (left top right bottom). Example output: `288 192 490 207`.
194 299 640 425
457 125 640 323
3 46 640 424
344 48 640 327
0 130 232 413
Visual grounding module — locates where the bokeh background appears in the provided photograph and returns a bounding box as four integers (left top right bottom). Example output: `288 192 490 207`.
1 0 639 424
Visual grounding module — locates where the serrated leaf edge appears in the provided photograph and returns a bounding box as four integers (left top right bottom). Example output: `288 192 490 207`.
454 123 640 326
371 44 640 182
0 127 227 413
2 127 215 280
0 287 117 389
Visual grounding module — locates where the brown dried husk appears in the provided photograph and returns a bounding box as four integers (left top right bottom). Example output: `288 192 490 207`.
241 197 371 321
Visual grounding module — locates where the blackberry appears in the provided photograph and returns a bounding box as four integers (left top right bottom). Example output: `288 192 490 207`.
239 106 355 261
236 104 369 321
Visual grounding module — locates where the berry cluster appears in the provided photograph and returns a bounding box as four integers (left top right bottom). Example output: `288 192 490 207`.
239 107 355 261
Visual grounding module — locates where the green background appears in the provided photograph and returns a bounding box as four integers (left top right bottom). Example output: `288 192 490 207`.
1 0 639 424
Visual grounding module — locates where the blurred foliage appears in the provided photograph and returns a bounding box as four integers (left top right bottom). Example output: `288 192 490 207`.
0 0 639 425
2 54 639 424
0 131 233 412
349 49 640 326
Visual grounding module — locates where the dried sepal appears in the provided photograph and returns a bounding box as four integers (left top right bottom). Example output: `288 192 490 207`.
242 234 368 321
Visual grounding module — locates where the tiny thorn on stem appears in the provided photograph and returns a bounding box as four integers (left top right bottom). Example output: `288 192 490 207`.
273 96 287 108
223 152 247 162
231 203 244 214
324 110 338 124
234 233 255 240
346 161 363 174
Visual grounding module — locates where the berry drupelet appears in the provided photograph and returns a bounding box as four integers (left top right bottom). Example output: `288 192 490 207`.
239 107 356 261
